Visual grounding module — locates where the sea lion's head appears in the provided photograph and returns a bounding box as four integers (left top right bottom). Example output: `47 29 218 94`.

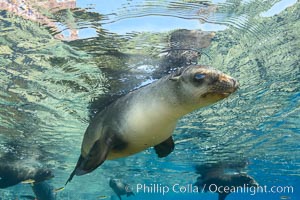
109 178 134 197
170 65 238 109
33 169 54 183
109 178 123 189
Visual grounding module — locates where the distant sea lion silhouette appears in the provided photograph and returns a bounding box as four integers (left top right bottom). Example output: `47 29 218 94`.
109 179 134 200
21 181 56 200
67 65 238 183
194 161 258 200
32 181 56 200
0 164 53 188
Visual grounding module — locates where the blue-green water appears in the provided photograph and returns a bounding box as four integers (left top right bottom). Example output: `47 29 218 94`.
0 0 299 200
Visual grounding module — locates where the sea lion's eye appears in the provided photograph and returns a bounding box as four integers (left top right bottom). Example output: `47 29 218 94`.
194 73 206 81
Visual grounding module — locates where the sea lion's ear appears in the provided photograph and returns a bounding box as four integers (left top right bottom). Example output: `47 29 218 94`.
169 75 180 81
169 68 184 81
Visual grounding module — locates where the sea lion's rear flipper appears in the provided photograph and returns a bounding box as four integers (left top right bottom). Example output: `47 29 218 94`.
126 191 135 197
154 136 175 158
218 192 229 200
66 138 112 185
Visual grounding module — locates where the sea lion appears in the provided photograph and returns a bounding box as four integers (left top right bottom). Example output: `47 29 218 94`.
31 181 57 200
67 65 238 183
21 181 56 200
0 164 53 188
109 179 134 200
194 161 258 200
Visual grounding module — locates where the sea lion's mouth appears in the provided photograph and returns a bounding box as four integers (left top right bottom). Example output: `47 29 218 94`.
221 92 232 95
201 92 232 99
204 79 239 98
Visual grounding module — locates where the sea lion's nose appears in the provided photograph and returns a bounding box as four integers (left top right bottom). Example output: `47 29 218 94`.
231 78 239 89
218 73 239 94
219 74 239 89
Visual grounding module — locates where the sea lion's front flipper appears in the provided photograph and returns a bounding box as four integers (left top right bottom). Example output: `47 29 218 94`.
218 192 229 200
127 192 135 197
154 136 175 158
66 137 113 185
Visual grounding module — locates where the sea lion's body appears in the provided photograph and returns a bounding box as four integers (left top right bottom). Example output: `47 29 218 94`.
0 164 53 188
83 75 185 160
109 179 134 200
67 65 238 182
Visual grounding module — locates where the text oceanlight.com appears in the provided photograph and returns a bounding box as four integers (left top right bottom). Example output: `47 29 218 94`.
132 183 294 196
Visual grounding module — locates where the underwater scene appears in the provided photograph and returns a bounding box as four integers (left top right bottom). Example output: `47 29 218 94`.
0 0 300 199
